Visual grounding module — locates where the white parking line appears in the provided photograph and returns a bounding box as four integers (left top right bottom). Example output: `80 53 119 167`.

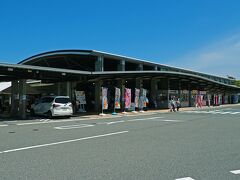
230 169 240 175
175 177 195 180
54 124 94 130
17 118 87 126
0 124 8 127
0 131 128 154
127 117 164 122
220 112 231 114
107 120 125 125
230 112 240 115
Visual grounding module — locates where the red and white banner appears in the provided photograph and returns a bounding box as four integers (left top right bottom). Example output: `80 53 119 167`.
125 88 131 109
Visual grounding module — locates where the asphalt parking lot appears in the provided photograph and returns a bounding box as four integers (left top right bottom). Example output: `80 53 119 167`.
0 104 240 180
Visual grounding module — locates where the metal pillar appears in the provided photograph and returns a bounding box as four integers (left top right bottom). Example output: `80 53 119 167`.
57 82 61 95
10 80 19 117
150 78 158 108
94 80 103 112
117 60 125 71
66 81 71 97
137 64 143 71
118 79 125 111
18 79 27 119
95 56 104 72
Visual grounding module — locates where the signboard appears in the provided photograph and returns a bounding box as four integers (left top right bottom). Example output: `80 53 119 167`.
102 87 108 110
191 90 198 95
115 87 121 109
169 90 179 94
199 91 207 95
75 91 86 104
125 88 131 109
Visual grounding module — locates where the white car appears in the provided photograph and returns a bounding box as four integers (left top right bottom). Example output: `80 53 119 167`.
31 96 73 118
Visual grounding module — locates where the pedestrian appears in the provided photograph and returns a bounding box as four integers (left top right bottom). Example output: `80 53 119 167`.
176 98 180 111
170 98 176 112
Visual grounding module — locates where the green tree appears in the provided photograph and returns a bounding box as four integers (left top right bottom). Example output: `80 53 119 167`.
234 80 240 87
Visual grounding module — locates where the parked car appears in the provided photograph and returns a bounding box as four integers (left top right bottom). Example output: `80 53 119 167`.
31 96 73 118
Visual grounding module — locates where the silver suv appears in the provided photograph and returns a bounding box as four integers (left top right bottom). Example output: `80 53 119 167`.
31 96 73 118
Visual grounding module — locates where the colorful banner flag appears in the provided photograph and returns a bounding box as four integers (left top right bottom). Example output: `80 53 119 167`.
142 89 147 107
115 87 121 109
124 88 131 109
135 88 140 108
102 87 108 110
75 91 86 104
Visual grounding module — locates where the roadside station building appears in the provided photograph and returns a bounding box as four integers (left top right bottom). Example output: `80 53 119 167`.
0 50 239 119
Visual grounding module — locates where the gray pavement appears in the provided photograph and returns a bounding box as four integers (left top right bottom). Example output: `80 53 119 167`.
0 104 240 180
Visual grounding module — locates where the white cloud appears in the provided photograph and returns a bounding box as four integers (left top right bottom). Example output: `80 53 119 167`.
169 33 240 79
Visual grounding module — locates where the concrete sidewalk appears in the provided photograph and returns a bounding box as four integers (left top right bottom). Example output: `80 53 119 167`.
1 103 239 121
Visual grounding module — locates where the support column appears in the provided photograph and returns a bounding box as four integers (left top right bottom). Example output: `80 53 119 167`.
18 79 27 119
137 64 143 71
188 83 192 107
94 80 103 112
95 56 104 72
150 78 158 108
10 80 19 117
118 79 125 111
135 78 143 89
167 79 170 107
66 81 71 97
117 60 125 71
57 82 61 95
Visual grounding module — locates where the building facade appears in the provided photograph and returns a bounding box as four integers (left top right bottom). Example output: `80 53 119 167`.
0 50 239 118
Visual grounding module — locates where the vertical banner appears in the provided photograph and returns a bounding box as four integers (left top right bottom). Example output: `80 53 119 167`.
125 88 131 109
102 87 108 110
115 87 121 109
75 91 86 104
142 89 147 107
135 88 140 108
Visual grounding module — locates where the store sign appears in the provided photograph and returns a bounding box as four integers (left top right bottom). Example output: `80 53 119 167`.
181 90 189 94
199 91 206 95
191 90 198 95
169 90 179 94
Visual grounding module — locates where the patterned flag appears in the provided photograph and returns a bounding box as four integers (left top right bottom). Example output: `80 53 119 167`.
124 88 131 109
135 88 140 108
115 87 121 109
102 87 108 110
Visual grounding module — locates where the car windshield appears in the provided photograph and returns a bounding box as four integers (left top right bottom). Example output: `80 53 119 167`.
55 98 70 104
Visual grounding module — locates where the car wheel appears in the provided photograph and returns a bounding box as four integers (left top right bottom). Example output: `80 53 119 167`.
47 111 53 119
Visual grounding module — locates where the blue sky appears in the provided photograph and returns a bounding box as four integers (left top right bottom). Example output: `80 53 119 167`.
0 0 240 78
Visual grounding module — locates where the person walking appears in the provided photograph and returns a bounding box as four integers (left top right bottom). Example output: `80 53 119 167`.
170 98 176 112
176 98 181 111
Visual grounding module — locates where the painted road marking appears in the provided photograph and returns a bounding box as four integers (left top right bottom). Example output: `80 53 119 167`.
127 117 164 122
107 120 125 125
175 177 195 180
230 169 240 175
230 112 240 114
182 110 240 115
161 119 182 122
0 131 128 154
0 124 8 127
17 118 88 126
54 124 94 130
220 112 231 114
